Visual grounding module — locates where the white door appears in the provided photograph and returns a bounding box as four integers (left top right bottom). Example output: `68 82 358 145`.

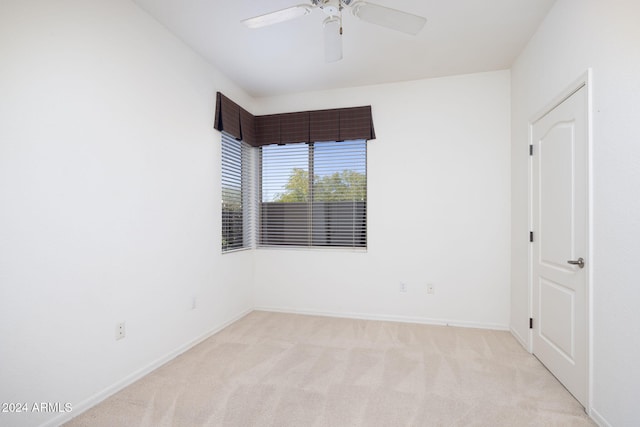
531 85 588 407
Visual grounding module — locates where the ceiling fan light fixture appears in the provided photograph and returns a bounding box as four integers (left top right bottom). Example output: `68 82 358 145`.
241 5 313 29
323 15 343 62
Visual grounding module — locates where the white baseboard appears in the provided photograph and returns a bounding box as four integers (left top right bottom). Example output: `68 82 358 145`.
589 407 612 427
255 306 510 331
42 308 253 427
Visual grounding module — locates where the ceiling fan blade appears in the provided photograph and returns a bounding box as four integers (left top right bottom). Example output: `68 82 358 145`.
323 16 343 63
242 4 313 29
351 1 426 35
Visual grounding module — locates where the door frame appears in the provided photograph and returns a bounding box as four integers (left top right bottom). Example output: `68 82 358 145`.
527 70 593 412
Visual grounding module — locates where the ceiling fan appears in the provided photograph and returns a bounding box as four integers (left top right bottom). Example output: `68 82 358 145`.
241 0 427 63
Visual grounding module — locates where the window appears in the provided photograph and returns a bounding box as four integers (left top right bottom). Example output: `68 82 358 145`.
260 140 367 248
221 132 255 252
215 94 375 251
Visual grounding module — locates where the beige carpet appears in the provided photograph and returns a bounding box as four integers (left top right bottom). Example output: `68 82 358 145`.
65 311 595 426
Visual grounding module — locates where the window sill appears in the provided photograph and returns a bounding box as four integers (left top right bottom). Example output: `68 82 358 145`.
221 247 253 255
256 245 367 254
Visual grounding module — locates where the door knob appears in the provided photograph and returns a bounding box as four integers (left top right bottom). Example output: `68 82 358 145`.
567 257 585 268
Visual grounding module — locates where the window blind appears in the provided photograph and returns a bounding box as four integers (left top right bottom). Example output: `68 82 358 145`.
221 132 255 252
260 139 367 248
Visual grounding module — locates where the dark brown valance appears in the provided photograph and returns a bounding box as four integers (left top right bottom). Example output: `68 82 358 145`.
214 92 375 147
255 114 281 146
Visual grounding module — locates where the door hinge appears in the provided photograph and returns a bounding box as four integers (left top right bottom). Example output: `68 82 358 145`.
529 145 534 156
529 318 533 329
529 231 534 242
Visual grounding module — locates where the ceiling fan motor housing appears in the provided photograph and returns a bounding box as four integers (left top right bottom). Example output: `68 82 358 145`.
312 0 353 4
313 0 356 17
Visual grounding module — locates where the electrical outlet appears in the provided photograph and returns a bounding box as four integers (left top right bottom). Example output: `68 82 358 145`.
427 284 435 295
116 322 126 340
399 282 408 293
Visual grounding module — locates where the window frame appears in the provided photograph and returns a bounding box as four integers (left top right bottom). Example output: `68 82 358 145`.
258 139 367 250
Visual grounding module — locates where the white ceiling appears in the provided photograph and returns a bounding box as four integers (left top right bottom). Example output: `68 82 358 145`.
132 0 556 98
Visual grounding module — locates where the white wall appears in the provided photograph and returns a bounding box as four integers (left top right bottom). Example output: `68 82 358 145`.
252 71 512 330
510 0 640 425
0 1 254 426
